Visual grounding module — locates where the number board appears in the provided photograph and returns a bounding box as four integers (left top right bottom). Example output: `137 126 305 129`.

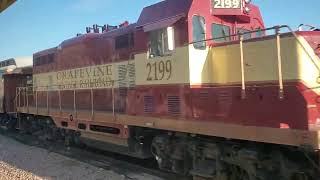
146 60 172 81
212 0 241 9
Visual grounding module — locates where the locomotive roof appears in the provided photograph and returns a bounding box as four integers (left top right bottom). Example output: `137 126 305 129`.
34 0 192 55
137 0 192 27
60 33 100 49
59 23 137 49
34 47 57 58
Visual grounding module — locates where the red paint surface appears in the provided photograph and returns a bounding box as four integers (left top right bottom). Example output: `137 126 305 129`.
298 31 320 58
33 81 320 131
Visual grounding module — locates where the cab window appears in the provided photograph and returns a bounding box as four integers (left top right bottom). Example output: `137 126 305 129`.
115 33 134 49
149 27 174 58
237 28 252 40
34 53 55 66
192 15 206 49
212 24 231 43
255 28 263 37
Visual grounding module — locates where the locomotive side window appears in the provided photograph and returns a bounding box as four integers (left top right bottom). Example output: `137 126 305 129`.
148 27 174 58
192 15 206 49
256 28 263 37
237 28 252 40
212 24 231 42
34 53 55 66
115 33 134 49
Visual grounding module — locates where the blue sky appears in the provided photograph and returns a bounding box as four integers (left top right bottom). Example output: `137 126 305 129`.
0 0 319 59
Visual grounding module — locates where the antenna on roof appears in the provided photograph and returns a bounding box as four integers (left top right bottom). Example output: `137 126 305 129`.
93 24 100 33
106 24 118 31
102 25 107 32
93 24 109 33
86 23 121 34
86 27 94 33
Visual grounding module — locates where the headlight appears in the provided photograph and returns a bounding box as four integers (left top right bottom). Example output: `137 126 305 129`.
244 6 251 13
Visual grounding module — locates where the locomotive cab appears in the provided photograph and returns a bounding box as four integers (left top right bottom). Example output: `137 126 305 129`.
188 0 265 86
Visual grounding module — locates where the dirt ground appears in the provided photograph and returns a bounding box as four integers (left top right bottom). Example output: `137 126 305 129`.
0 134 163 180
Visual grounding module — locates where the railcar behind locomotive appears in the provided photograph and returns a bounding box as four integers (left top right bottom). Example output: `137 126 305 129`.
8 0 320 179
0 57 32 127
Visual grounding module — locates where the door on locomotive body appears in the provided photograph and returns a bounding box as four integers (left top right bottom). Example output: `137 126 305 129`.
189 14 209 86
189 13 237 85
144 25 177 84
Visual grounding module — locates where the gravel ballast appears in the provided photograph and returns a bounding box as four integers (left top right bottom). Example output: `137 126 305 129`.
0 134 163 180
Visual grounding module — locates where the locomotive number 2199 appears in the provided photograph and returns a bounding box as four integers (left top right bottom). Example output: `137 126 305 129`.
146 60 172 81
213 0 241 9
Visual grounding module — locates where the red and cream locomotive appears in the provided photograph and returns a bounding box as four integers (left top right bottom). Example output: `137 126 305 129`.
3 0 320 179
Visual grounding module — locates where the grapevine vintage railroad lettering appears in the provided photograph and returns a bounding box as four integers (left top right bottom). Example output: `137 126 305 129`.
55 64 113 89
57 65 112 80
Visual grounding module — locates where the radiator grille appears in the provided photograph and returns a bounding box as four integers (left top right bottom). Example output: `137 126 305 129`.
118 64 135 96
168 96 180 115
217 90 232 117
128 63 135 89
144 96 154 114
199 90 209 99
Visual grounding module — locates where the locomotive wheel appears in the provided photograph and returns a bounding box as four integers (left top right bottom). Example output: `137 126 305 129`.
5 116 17 131
228 165 251 180
192 173 230 180
193 176 212 180
64 135 72 146
291 172 310 180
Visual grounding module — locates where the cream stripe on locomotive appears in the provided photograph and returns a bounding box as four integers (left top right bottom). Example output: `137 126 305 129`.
33 46 190 90
34 35 320 92
190 35 320 91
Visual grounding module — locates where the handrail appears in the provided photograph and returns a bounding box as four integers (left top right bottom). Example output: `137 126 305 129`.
47 86 49 114
15 25 320 112
26 88 29 113
91 88 94 120
239 35 246 99
190 24 320 99
16 80 118 120
275 27 284 99
18 88 21 109
73 88 76 118
283 25 320 74
36 90 38 114
58 89 61 116
190 25 284 44
14 87 19 112
112 80 115 117
190 24 320 73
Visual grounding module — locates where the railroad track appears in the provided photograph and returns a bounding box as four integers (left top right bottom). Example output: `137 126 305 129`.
0 128 188 180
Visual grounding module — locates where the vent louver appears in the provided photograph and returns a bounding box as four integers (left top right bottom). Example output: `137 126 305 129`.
144 96 154 114
168 96 180 115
